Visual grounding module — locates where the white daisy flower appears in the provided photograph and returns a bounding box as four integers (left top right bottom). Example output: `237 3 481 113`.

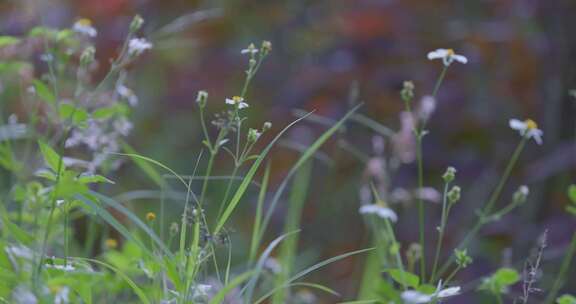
73 18 97 37
427 48 468 66
359 204 398 222
225 96 249 109
509 118 543 144
401 281 461 304
241 43 259 55
128 38 153 56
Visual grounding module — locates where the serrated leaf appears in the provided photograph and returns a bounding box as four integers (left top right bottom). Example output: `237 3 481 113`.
38 141 62 173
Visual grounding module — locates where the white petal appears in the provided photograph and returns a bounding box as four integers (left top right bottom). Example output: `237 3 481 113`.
452 54 468 64
377 208 398 222
427 49 449 60
529 129 543 145
238 102 249 109
225 98 235 105
401 290 432 304
438 286 461 298
509 119 526 131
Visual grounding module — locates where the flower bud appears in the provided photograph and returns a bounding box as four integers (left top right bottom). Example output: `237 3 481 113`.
513 185 529 204
130 15 144 32
196 90 208 108
401 80 415 102
455 248 473 268
262 121 272 132
247 128 261 143
80 46 95 66
442 166 457 183
261 40 272 54
448 185 461 204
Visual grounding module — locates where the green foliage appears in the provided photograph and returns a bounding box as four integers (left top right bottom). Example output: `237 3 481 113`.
479 268 520 295
567 185 576 216
557 294 576 304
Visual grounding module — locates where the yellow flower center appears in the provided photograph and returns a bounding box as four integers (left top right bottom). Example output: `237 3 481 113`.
105 238 118 249
524 119 538 130
146 212 156 221
77 18 92 26
446 49 455 56
232 96 243 102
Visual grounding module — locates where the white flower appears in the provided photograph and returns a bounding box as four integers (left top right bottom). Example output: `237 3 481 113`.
401 281 461 304
116 84 138 107
73 18 97 37
241 43 259 55
46 263 76 272
225 96 249 109
128 38 153 56
509 118 543 144
427 48 468 66
359 204 398 222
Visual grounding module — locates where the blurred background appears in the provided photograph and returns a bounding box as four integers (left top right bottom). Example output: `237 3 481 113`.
1 0 575 302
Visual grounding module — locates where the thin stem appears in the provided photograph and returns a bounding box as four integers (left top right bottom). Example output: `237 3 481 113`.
199 152 215 206
544 231 576 304
436 137 528 278
416 134 426 280
432 65 449 98
431 182 450 282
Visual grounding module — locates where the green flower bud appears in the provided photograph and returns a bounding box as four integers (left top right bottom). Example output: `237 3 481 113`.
442 166 457 183
130 15 144 32
262 121 272 132
196 90 208 108
455 248 473 268
401 80 415 102
513 185 529 204
448 185 461 204
247 128 261 143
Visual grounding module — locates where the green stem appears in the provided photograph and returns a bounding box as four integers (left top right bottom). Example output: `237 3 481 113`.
544 231 576 304
431 182 450 282
416 134 426 281
432 65 448 98
199 152 215 206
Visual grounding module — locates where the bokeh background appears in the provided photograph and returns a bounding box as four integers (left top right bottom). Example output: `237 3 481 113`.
2 0 575 302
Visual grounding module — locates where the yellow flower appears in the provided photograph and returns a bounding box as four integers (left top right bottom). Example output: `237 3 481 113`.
105 238 118 249
146 212 156 221
524 119 538 130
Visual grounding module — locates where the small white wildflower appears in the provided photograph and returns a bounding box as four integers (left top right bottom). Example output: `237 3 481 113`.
54 286 70 304
427 48 468 66
401 281 461 304
509 118 543 144
116 85 138 107
46 263 76 272
359 204 398 222
241 43 258 55
128 38 153 56
225 96 249 109
72 18 97 37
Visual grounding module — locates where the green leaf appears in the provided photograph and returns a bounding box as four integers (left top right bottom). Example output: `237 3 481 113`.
59 103 88 127
557 294 576 304
32 79 56 104
568 185 576 204
210 271 254 304
493 268 520 286
387 269 420 289
38 141 62 172
0 36 20 47
78 174 115 185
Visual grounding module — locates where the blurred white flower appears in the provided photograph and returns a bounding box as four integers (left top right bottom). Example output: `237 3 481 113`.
128 38 153 56
359 204 398 222
73 18 97 37
509 119 543 144
225 96 249 109
427 48 467 66
417 95 436 122
401 281 460 303
241 43 259 55
116 84 138 107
